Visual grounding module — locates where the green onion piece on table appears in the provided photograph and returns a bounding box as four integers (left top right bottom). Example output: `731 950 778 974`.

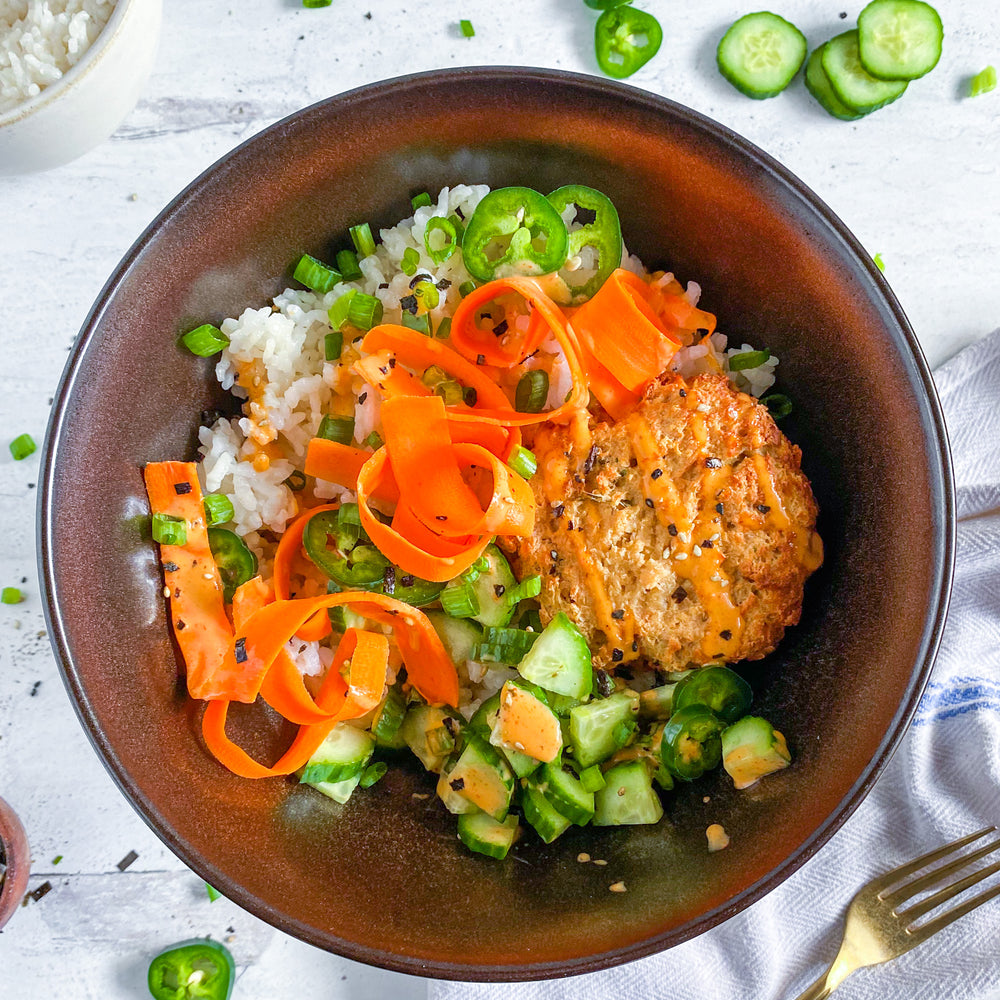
411 192 432 210
594 5 663 79
324 330 343 361
400 246 421 276
293 253 341 293
2 587 23 605
152 513 187 546
336 249 363 281
302 0 332 6
347 292 383 330
584 0 633 7
205 882 221 902
424 216 459 264
317 414 355 444
207 527 258 603
359 761 388 787
147 938 235 1000
970 65 997 97
515 370 549 413
874 252 886 272
328 290 357 331
761 393 793 420
181 324 229 357
508 445 538 479
350 222 377 258
203 493 235 525
728 348 771 371
460 19 475 37
9 433 36 461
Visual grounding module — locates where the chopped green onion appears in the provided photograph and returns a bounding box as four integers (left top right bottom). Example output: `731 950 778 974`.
612 719 638 751
181 324 229 358
52 855 63 865
422 365 449 390
359 761 388 788
302 0 332 6
970 65 997 97
424 216 459 265
411 192 432 210
447 213 466 242
441 578 480 618
462 386 477 407
205 883 222 902
515 370 549 413
336 249 363 281
9 433 36 461
324 330 343 361
435 317 453 340
505 573 542 605
152 513 187 546
762 393 793 420
578 764 607 792
873 252 886 273
508 445 537 479
400 246 421 276
459 18 475 37
459 279 478 298
413 279 439 310
401 312 431 335
728 348 771 372
472 626 538 664
203 493 235 525
350 222 377 258
284 470 307 492
347 291 384 330
364 431 383 450
293 253 341 293
317 414 355 445
426 725 456 756
2 587 23 605
328 290 357 331
434 379 465 406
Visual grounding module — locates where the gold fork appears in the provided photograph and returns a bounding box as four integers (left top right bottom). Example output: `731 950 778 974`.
794 826 1000 1000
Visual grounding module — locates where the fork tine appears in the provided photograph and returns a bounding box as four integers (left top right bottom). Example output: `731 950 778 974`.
880 834 1000 908
907 875 1000 945
898 855 1000 924
867 826 997 895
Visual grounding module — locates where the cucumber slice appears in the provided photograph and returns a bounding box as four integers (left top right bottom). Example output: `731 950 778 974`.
371 685 408 749
457 811 520 860
400 704 462 773
468 545 517 628
804 44 869 121
717 12 807 99
489 680 563 763
722 716 791 789
857 0 943 81
517 611 593 700
448 733 515 820
568 690 639 768
300 724 374 784
436 757 479 815
593 760 664 826
308 773 362 804
822 31 908 114
529 763 595 826
425 610 482 665
522 785 572 844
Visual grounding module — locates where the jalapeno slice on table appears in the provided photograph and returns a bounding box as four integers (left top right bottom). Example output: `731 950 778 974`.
461 186 569 282
546 184 622 302
206 527 258 604
147 938 235 1000
660 704 726 781
594 6 663 79
671 665 753 726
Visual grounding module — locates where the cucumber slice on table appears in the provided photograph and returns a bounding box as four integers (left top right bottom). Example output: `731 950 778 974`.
822 31 908 114
857 0 943 81
717 12 807 99
805 44 869 121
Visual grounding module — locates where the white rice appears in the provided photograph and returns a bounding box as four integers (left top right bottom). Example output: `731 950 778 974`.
0 0 115 114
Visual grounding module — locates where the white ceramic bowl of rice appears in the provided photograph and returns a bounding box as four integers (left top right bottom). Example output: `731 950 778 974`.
0 0 160 174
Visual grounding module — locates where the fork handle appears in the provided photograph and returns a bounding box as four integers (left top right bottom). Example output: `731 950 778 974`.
792 972 834 1000
792 954 855 1000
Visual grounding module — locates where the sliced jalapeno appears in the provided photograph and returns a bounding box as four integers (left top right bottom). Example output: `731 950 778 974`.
660 704 726 781
148 938 235 1000
671 666 753 726
547 184 623 302
461 186 569 282
207 527 258 604
594 6 663 79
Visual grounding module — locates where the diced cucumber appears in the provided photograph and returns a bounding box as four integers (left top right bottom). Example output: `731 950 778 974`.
568 690 639 768
437 757 479 815
805 44 868 121
717 12 807 99
448 733 515 820
468 691 500 738
722 716 792 789
489 680 563 763
371 685 408 749
517 612 593 700
425 610 482 665
578 764 606 792
471 625 538 664
328 604 367 633
468 545 518 628
638 683 679 721
857 0 943 81
308 772 362 804
457 811 520 860
528 762 595 826
593 760 664 826
822 31 908 114
400 704 462 773
300 724 374 785
522 785 572 844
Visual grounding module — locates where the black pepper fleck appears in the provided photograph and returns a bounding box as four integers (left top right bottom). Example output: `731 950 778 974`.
583 445 598 474
494 584 506 598
672 586 687 603
595 669 614 697
400 575 414 588
645 498 654 509
756 503 771 514
450 777 465 791
715 502 725 515
651 468 663 480
435 514 447 521
611 648 624 663
30 681 40 697
679 388 687 397
234 638 247 663
476 354 486 366
631 639 639 652
701 539 714 549
175 620 186 631
382 565 395 595
173 482 192 495
553 504 565 518
358 391 368 404
492 319 509 338
668 523 678 536
719 629 733 641
163 561 179 573
611 609 625 620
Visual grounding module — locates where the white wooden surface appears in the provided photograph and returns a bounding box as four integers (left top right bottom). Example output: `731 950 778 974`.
0 1 998 996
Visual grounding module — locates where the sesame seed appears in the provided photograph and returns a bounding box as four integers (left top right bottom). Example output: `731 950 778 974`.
651 468 663 480
675 552 688 561
162 586 170 598
711 532 721 541
710 573 722 583
697 403 710 413
645 498 654 509
592 859 608 866
203 572 214 581
693 545 702 557
577 853 591 863
705 457 722 468
667 523 678 537
609 881 627 893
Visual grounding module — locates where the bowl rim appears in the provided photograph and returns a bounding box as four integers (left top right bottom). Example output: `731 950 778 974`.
37 66 956 980
0 0 146 128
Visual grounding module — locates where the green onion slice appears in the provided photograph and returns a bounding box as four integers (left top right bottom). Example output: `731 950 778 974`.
347 292 384 331
317 414 355 444
350 222 377 258
400 246 421 276
9 433 36 461
413 280 440 310
515 370 549 413
1 587 23 605
441 578 480 618
401 312 431 336
336 249 363 281
205 883 222 902
203 493 235 525
302 0 332 7
364 431 383 450
324 330 343 361
762 393 793 420
460 18 475 37
293 253 341 293
328 290 357 331
284 470 307 492
435 317 453 341
181 324 229 358
424 216 459 265
505 574 542 605
728 348 771 372
411 192 432 210
458 279 478 298
152 513 187 546
359 761 388 788
970 65 997 97
508 445 537 479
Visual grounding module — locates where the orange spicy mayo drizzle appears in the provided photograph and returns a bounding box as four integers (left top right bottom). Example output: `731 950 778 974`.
750 453 824 572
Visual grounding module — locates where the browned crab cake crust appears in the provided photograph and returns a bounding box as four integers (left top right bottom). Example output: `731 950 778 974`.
507 372 822 672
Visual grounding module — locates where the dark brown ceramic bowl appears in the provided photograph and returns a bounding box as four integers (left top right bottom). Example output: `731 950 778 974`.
39 68 953 980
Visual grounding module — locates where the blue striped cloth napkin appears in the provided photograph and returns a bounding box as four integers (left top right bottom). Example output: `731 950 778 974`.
429 329 1000 1000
